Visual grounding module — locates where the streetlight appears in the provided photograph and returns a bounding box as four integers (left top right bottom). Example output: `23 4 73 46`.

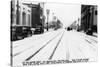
46 9 50 31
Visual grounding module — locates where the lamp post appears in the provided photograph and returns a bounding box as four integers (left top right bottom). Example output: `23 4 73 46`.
46 9 50 31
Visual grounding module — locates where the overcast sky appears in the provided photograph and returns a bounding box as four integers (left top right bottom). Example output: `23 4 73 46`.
22 0 81 27
44 3 81 27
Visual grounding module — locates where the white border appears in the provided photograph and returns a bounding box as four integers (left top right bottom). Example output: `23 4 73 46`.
0 0 99 67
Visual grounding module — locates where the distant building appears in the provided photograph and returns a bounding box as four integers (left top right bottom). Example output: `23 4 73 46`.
68 18 81 31
81 5 97 34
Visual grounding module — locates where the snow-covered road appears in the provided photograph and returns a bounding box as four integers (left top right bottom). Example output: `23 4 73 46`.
12 29 97 66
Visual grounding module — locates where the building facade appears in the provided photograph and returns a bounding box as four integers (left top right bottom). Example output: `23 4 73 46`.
11 0 45 41
11 0 32 27
81 5 97 35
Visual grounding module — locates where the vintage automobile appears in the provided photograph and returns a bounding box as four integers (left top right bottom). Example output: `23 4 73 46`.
11 26 32 41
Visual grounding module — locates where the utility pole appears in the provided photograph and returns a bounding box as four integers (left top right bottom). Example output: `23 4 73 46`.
46 9 50 31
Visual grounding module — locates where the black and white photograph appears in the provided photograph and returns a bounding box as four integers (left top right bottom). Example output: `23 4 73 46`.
11 0 98 66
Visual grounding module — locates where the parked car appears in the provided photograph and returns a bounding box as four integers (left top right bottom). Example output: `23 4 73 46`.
34 26 44 34
11 26 32 41
86 28 93 35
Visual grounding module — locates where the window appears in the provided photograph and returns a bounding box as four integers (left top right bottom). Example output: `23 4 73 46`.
95 10 97 15
28 14 31 26
22 12 26 25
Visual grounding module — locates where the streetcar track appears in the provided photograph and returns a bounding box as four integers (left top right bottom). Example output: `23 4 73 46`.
85 39 96 47
13 31 62 57
85 39 92 44
85 36 97 43
25 44 46 61
13 32 57 48
84 39 96 51
13 35 51 48
77 47 86 57
66 51 69 60
13 51 22 57
25 31 63 61
90 38 97 43
49 31 65 60
66 43 69 60
13 45 35 57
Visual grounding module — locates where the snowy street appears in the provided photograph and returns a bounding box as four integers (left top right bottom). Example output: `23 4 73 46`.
10 1 98 66
12 29 97 66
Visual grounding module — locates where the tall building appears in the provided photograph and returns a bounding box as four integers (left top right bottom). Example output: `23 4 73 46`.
11 1 45 41
81 5 97 35
11 0 32 41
